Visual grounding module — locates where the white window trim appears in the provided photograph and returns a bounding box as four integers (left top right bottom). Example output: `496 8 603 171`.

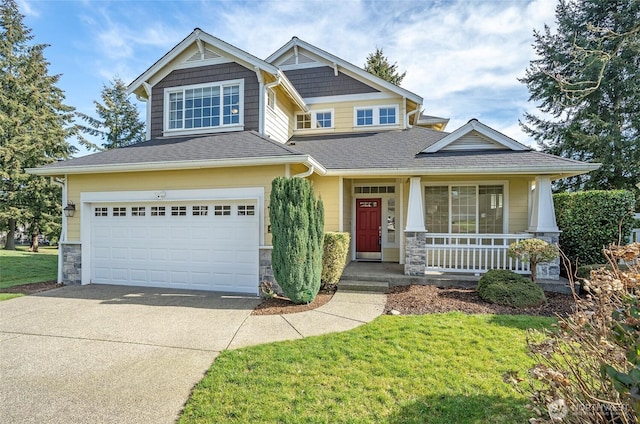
163 79 245 136
294 109 335 131
422 180 510 234
353 104 400 128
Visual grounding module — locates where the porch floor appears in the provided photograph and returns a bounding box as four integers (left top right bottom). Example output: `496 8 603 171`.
340 261 575 294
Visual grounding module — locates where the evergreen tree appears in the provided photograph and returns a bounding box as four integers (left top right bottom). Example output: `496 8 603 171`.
270 177 324 304
0 0 74 250
521 0 640 204
364 48 406 86
76 76 145 150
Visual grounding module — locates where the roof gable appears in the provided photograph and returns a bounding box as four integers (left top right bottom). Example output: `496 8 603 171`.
422 119 529 153
128 29 279 99
267 37 423 105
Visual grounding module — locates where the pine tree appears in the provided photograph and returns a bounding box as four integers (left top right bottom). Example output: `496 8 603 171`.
76 76 145 150
364 48 406 86
270 177 324 304
521 0 640 205
0 0 74 250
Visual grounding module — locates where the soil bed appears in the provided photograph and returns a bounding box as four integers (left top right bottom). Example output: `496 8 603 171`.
252 288 335 315
0 281 63 295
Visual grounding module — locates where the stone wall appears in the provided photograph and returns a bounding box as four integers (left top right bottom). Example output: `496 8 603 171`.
404 231 427 276
61 243 81 285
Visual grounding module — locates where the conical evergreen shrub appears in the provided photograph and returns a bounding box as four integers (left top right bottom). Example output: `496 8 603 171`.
270 177 324 304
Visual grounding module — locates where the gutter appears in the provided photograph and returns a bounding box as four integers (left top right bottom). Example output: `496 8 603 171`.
27 155 327 176
405 103 420 129
261 76 282 134
50 177 66 284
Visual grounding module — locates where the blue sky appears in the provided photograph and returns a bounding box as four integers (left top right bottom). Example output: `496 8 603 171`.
18 0 557 155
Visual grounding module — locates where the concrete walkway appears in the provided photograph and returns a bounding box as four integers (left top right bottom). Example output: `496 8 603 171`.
228 290 387 349
0 285 385 424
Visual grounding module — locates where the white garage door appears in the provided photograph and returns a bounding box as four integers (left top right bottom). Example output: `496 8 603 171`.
90 201 259 293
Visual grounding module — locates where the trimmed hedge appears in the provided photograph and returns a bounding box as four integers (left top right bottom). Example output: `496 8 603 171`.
477 269 546 308
554 190 635 266
321 232 350 288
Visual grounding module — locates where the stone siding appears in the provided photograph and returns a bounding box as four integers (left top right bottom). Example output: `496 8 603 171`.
61 243 82 285
259 248 283 295
404 231 427 276
531 231 561 280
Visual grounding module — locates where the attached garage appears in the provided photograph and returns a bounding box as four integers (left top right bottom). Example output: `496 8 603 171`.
81 188 264 294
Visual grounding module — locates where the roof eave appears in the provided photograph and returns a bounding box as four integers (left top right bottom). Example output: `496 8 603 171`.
27 155 327 176
321 164 601 178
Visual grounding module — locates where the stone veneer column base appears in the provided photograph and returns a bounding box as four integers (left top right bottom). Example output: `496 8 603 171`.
259 247 283 295
61 242 82 285
404 231 427 276
530 231 561 280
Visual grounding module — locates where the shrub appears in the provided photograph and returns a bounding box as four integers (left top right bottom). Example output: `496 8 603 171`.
554 190 635 267
509 243 640 423
270 177 324 304
508 238 559 282
321 232 350 289
477 269 546 308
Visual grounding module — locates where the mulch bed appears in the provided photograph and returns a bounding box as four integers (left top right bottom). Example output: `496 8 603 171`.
0 281 63 295
254 284 577 317
384 285 576 317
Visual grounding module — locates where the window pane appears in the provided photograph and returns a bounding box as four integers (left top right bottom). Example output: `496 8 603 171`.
169 92 183 129
451 186 476 234
479 185 504 234
425 186 449 233
356 109 373 126
296 113 311 129
387 198 396 243
379 107 396 125
223 85 240 125
316 111 332 128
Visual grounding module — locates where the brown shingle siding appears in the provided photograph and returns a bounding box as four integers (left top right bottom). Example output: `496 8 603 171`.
150 63 260 138
284 66 379 98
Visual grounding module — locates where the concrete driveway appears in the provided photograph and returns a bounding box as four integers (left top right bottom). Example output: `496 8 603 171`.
0 284 260 424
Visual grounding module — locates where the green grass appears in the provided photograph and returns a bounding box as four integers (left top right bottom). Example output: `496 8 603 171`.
180 313 553 423
0 293 24 301
0 246 58 289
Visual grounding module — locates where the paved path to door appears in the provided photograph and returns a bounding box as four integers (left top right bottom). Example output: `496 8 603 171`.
0 285 385 423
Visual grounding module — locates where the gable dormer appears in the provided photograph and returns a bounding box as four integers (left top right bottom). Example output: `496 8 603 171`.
267 37 425 134
422 119 529 153
128 29 305 140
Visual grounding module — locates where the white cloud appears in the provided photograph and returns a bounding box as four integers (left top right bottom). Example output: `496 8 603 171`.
16 0 38 17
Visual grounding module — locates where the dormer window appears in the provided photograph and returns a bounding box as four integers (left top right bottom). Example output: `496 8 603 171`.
165 79 243 134
354 105 398 127
295 110 334 130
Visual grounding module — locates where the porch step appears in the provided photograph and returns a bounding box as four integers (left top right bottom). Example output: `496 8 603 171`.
338 280 389 293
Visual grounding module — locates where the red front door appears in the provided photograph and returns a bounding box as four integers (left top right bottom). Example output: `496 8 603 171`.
356 198 382 259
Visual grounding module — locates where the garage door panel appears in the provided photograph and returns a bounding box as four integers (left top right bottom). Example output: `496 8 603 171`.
91 200 259 293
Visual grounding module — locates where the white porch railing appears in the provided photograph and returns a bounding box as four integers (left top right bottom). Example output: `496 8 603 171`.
424 233 533 274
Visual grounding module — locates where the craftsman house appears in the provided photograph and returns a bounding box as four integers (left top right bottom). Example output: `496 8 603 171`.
29 29 598 294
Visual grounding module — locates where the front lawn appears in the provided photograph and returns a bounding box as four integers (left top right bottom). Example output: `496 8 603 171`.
0 246 58 289
181 313 552 423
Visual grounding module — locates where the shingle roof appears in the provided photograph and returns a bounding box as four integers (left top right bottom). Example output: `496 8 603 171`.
39 131 303 170
288 127 597 174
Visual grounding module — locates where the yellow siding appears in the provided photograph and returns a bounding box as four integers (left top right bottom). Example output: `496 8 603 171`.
309 175 341 232
383 248 400 262
66 165 286 243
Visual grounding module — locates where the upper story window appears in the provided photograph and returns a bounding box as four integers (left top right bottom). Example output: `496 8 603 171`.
295 110 334 130
165 80 243 133
354 105 398 127
267 88 276 109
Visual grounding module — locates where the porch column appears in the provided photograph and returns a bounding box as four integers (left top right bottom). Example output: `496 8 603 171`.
406 177 425 231
404 177 427 276
528 176 559 233
528 176 561 280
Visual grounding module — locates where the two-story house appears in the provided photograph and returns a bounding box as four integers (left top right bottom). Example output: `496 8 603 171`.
30 29 599 294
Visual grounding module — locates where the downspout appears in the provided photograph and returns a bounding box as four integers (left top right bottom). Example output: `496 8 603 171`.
292 164 314 178
51 176 66 284
255 68 265 134
406 103 421 129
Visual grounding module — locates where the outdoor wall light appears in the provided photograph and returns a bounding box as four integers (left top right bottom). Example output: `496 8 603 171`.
63 201 76 218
